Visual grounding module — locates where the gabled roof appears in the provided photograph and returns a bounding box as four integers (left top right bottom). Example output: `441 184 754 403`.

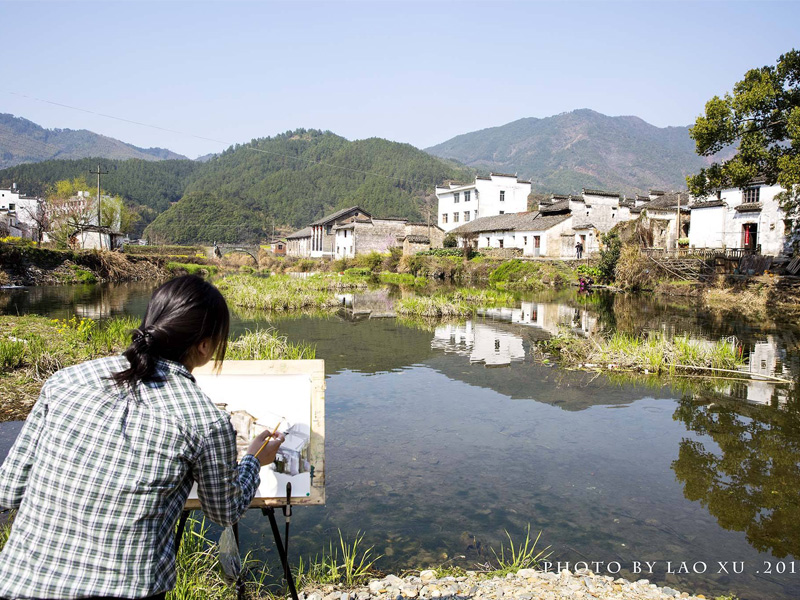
649 189 666 196
310 206 370 226
735 202 763 212
540 199 570 214
582 188 620 198
450 211 570 235
642 191 690 212
287 226 313 239
690 200 725 210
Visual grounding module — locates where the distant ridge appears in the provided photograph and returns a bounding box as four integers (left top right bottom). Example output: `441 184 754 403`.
425 109 731 195
0 113 187 169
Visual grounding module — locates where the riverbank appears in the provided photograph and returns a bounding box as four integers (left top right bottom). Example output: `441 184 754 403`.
0 240 168 285
299 570 722 600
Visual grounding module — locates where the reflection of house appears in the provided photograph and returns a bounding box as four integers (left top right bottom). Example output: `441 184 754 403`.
480 302 599 337
333 218 444 259
436 173 531 233
727 337 791 406
432 321 525 366
688 180 789 256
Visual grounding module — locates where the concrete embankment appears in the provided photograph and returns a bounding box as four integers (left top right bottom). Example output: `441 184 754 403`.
300 569 712 600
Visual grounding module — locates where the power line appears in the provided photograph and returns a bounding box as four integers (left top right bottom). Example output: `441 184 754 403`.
5 90 459 190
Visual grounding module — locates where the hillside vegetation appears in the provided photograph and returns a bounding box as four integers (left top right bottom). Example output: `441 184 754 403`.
426 109 733 195
0 158 201 235
144 129 473 244
0 113 186 169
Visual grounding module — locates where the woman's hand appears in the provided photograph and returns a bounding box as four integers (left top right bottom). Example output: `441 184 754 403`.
247 430 286 466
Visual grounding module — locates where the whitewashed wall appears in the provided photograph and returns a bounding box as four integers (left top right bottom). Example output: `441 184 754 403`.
437 174 530 232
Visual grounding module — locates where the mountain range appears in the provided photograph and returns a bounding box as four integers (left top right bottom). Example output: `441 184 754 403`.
0 113 187 169
426 109 726 195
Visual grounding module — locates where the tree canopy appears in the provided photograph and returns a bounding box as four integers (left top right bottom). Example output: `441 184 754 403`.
687 49 800 222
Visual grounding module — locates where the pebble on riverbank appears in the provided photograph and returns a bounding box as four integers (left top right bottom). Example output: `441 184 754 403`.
297 569 713 600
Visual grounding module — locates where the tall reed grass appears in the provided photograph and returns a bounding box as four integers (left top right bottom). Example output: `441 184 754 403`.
546 330 745 374
217 274 367 312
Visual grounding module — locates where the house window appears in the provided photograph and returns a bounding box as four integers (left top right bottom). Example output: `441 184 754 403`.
474 210 478 219
442 214 448 224
464 211 470 222
326 225 332 235
486 237 490 245
523 236 528 245
454 192 460 203
500 191 505 201
499 239 504 248
499 211 504 215
8 203 14 210
464 191 471 202
453 212 459 223
744 187 760 203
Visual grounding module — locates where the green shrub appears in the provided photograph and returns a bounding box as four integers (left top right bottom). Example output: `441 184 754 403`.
68 265 98 283
443 234 458 248
353 251 385 272
597 232 622 283
576 264 601 278
416 247 475 259
344 267 372 277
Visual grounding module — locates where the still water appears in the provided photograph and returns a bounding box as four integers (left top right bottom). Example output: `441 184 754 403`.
1 282 799 600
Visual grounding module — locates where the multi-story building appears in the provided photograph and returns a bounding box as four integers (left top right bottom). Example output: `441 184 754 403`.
435 173 531 233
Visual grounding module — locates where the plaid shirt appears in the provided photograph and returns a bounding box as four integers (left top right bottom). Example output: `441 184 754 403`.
0 355 261 599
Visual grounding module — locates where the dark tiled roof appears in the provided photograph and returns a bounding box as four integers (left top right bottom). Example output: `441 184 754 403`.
286 226 313 239
450 211 570 235
516 180 531 184
620 200 636 208
490 172 517 178
636 194 650 201
649 190 666 196
642 191 690 211
310 206 370 226
631 206 644 213
735 202 763 212
582 188 620 198
476 175 492 180
551 194 570 200
691 200 725 209
570 194 585 203
540 199 570 214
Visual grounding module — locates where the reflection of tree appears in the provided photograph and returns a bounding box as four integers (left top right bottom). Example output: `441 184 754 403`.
672 390 800 558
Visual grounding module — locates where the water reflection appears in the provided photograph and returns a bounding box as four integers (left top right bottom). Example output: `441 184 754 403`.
672 390 800 559
432 322 525 366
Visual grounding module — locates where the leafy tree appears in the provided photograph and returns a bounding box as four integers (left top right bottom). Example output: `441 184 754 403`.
687 49 800 227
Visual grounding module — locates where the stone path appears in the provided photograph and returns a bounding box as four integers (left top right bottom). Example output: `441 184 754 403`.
298 569 716 600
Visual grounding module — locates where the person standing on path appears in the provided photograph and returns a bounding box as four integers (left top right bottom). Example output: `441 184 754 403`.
0 275 284 600
576 240 584 259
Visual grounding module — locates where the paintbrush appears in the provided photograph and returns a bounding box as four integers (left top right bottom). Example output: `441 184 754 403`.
254 421 282 459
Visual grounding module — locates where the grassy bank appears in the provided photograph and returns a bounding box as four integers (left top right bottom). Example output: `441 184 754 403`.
0 239 168 285
0 315 315 421
216 273 368 312
544 330 745 376
488 259 580 291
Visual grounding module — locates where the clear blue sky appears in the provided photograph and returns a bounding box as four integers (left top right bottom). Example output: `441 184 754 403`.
2 0 797 159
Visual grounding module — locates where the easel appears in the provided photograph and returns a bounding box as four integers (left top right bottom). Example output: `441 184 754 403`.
175 482 299 600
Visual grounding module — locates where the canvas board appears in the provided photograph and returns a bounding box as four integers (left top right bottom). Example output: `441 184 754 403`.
185 360 325 508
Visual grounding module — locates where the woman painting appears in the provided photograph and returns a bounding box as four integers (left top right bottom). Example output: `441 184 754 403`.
0 275 283 600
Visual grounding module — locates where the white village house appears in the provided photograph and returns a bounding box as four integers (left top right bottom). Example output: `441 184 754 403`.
0 185 45 241
688 179 791 256
435 173 531 233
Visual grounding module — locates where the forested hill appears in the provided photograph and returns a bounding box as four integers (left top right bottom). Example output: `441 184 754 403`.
0 158 201 235
0 113 187 169
144 129 474 244
425 109 727 195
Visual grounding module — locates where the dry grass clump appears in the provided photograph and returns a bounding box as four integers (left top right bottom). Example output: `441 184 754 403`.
0 270 9 286
703 276 773 319
614 245 660 290
216 273 367 312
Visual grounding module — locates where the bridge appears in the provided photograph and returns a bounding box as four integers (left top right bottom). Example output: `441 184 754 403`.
212 243 261 265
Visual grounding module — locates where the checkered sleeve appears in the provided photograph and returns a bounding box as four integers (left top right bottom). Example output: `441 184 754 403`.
192 416 261 527
0 384 48 510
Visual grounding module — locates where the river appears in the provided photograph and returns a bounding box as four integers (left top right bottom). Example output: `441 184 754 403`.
1 281 799 600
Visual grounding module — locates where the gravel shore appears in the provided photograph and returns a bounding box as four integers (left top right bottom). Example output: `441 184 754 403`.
298 569 716 600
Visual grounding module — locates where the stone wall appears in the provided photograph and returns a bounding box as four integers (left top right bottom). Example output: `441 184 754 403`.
480 248 523 259
354 219 406 254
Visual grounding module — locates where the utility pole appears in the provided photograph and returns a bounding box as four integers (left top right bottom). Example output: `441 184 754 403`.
676 192 681 251
89 164 108 249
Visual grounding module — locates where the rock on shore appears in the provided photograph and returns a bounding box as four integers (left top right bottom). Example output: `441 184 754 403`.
298 569 712 600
